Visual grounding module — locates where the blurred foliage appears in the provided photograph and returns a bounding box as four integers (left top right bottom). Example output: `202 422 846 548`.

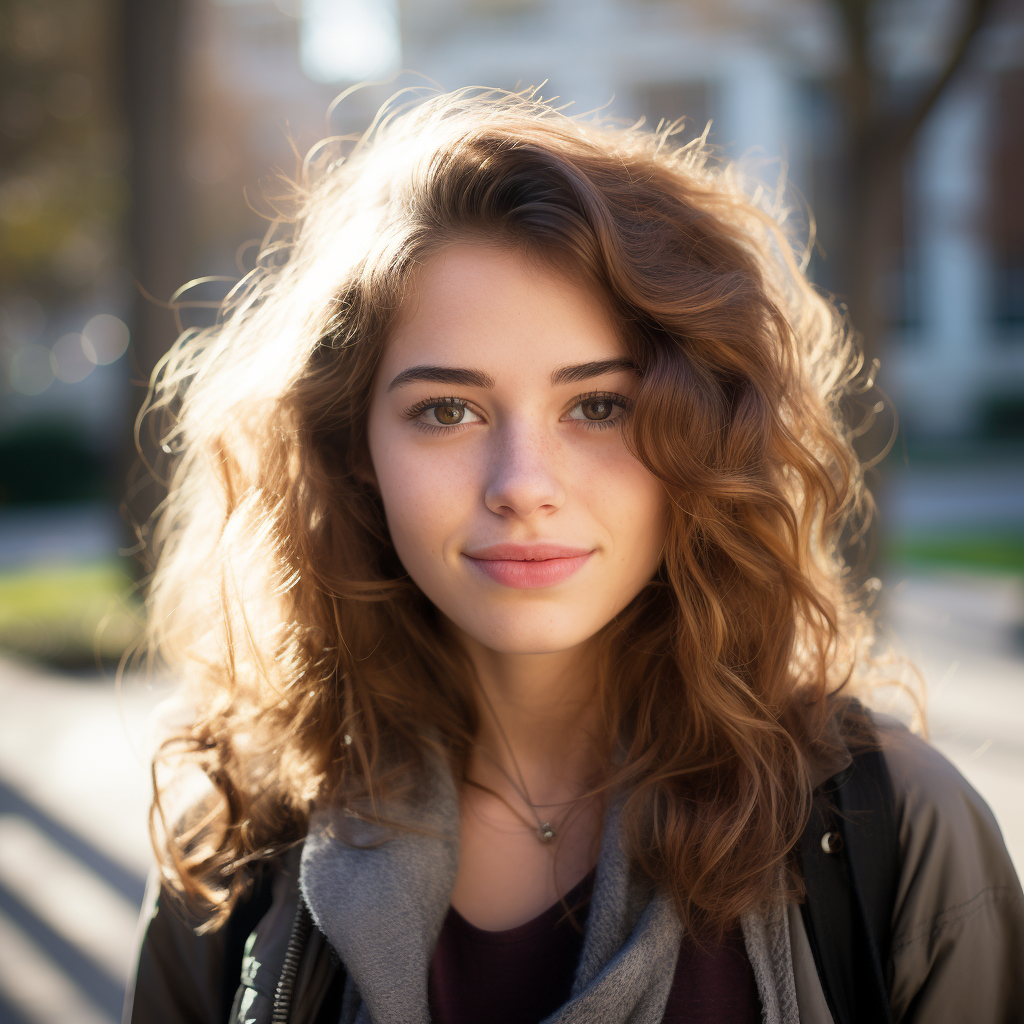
0 558 142 669
0 418 107 503
0 0 128 298
884 435 1024 466
980 395 1024 440
890 532 1024 575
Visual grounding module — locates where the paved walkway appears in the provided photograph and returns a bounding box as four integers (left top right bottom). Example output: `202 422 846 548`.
0 570 1021 1023
881 570 1024 876
0 661 168 1024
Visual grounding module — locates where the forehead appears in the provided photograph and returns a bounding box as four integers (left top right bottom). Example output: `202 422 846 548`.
381 242 626 380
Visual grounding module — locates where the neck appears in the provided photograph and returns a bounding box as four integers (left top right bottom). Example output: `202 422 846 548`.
453 628 604 806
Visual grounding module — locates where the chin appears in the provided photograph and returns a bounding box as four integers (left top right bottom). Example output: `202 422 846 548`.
449 610 602 657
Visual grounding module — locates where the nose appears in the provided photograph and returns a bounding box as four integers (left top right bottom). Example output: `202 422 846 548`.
484 420 565 519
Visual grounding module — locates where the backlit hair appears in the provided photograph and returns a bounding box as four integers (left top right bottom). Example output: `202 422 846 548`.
145 87 878 935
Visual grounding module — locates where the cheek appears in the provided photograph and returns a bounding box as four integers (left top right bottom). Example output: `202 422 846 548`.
592 452 668 570
369 435 475 563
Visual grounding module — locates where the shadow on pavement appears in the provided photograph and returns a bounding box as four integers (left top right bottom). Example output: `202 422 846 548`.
0 778 148 1023
0 780 146 904
0 884 125 1021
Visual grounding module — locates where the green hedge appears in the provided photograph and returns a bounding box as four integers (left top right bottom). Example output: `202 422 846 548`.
887 531 1024 574
0 559 143 670
0 420 109 505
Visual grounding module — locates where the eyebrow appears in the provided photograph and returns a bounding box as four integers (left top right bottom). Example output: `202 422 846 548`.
387 358 637 392
550 358 638 385
387 365 495 391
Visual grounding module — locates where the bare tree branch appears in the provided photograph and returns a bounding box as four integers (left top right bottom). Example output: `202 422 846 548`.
890 0 998 158
833 0 875 134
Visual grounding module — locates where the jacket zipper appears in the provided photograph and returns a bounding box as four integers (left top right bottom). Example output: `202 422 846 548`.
271 900 313 1023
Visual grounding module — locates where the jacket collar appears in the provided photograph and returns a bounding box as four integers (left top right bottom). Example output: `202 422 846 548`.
300 754 460 1024
299 751 683 1024
299 751 798 1024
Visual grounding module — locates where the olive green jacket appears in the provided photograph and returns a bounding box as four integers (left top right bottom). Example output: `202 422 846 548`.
126 718 1024 1024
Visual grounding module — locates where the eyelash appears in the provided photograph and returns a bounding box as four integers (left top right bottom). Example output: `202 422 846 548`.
403 392 632 433
404 396 476 435
569 391 633 430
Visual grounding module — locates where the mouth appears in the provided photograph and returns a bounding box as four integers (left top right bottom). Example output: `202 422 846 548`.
463 543 595 590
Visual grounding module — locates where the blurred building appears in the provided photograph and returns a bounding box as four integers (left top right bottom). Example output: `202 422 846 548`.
152 0 1024 445
3 0 1022 454
397 0 1024 442
2 0 1022 530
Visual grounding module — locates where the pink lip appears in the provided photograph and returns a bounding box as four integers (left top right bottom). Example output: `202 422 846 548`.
464 543 594 589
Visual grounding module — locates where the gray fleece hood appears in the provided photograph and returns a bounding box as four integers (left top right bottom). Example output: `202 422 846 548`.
299 755 800 1024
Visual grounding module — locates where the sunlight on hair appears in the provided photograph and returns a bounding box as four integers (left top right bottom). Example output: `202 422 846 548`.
139 85 922 933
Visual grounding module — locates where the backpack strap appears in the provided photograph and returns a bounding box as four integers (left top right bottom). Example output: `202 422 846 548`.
798 720 900 1024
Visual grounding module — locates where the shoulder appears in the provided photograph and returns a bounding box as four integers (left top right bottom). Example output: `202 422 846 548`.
872 713 1019 905
873 713 1009 863
128 859 282 1024
128 871 233 1024
870 713 1024 1023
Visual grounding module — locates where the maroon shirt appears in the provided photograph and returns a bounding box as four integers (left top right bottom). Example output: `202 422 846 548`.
428 873 762 1024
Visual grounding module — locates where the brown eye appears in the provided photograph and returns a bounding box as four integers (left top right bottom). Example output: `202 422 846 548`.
580 399 613 421
565 394 628 427
410 399 481 430
432 403 465 425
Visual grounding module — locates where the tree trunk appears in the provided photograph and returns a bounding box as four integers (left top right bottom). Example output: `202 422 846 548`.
831 0 996 581
118 0 189 561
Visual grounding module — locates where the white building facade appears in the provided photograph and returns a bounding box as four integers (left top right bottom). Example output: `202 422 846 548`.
393 0 1024 442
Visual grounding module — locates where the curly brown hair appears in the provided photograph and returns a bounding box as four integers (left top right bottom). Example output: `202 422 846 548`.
144 87 877 936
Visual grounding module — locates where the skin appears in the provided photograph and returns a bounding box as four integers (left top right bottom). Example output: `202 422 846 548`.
366 242 669 928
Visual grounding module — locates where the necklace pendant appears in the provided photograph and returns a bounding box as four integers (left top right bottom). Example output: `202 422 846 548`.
537 822 556 843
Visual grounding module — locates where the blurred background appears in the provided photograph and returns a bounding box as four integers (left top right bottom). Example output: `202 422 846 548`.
0 0 1021 1020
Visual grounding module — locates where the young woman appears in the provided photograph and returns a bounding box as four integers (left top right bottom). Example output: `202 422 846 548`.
127 89 1023 1024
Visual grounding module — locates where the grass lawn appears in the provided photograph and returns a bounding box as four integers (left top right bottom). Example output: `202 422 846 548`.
887 531 1024 575
0 559 143 670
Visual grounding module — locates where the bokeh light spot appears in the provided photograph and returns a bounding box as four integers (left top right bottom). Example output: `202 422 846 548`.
81 314 129 365
48 73 93 121
50 333 95 384
9 345 55 395
301 0 401 83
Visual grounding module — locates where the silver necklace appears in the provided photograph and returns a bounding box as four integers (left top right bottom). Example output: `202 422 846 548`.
470 684 585 844
463 775 559 843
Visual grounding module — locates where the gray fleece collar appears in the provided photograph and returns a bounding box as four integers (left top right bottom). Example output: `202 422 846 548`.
300 758 461 1024
299 755 798 1024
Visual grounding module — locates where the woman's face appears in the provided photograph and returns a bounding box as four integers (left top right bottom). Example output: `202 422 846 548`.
366 242 668 656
